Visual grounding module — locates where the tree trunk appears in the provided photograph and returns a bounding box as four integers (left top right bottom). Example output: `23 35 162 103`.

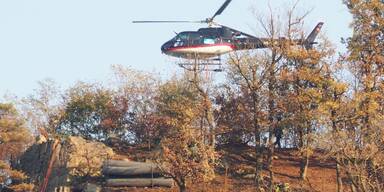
254 116 263 189
254 108 263 190
299 121 311 181
300 147 309 180
267 58 277 191
331 105 343 192
336 158 343 192
179 185 187 192
267 146 274 191
346 169 358 192
254 139 263 190
252 92 263 190
267 108 275 190
298 129 306 180
179 184 187 192
176 178 187 192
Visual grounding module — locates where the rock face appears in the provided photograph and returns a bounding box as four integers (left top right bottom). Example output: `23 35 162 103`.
64 136 114 177
17 136 114 192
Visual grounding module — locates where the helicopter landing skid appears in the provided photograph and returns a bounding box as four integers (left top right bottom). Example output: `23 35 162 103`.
178 56 223 72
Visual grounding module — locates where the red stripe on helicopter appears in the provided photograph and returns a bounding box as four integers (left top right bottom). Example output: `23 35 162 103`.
166 43 235 52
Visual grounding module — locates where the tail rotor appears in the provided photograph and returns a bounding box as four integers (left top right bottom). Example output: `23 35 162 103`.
304 22 324 49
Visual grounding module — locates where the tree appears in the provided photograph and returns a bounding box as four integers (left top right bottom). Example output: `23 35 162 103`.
155 78 216 192
227 51 269 188
214 85 254 146
257 9 285 190
282 43 334 179
57 82 131 142
318 63 349 192
19 79 63 136
325 1 384 191
0 103 32 160
0 103 34 191
184 65 219 148
55 65 162 146
110 64 161 148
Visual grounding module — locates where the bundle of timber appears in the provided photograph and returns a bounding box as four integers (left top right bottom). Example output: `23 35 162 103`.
103 160 173 188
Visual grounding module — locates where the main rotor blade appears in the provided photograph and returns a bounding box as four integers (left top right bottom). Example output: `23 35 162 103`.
211 0 232 20
132 20 203 23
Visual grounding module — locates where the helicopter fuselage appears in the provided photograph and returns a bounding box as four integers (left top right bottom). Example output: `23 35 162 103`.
160 26 291 59
161 27 266 59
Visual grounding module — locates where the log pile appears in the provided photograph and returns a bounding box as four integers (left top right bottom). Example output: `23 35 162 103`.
102 160 173 188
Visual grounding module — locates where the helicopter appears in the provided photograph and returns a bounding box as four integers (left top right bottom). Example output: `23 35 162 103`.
133 0 323 70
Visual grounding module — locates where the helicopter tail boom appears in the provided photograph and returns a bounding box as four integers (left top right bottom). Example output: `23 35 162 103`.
304 22 324 49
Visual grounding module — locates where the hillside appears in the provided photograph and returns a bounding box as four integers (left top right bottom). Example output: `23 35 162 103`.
105 145 344 192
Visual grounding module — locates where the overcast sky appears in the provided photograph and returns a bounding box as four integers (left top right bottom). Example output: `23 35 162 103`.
0 0 352 97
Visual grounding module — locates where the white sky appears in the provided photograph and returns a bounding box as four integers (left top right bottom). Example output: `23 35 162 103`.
0 0 352 97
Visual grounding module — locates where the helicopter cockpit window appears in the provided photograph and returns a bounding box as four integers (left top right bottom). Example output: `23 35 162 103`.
203 37 215 44
173 33 189 47
173 32 202 47
189 33 201 44
177 33 189 40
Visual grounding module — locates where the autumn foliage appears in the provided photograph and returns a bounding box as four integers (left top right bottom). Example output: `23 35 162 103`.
1 1 384 192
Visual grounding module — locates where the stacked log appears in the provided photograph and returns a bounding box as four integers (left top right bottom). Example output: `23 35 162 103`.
102 160 173 188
